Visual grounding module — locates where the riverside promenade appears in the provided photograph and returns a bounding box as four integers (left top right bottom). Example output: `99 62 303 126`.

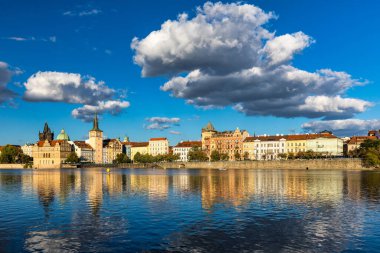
116 158 368 170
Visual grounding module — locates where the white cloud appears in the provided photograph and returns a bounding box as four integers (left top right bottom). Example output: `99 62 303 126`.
4 36 56 43
169 131 181 135
23 71 129 121
63 9 102 17
133 1 371 120
263 32 314 66
145 117 181 131
0 61 18 104
24 71 114 105
302 119 380 136
72 100 130 122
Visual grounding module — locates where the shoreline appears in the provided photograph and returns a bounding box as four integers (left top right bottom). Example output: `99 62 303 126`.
0 159 374 171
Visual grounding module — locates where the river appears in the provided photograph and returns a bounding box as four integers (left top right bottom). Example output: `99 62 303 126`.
0 168 379 252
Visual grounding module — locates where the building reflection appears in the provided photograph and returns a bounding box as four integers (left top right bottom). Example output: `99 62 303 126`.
9 168 379 214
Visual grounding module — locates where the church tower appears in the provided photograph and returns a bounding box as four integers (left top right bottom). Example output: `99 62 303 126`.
88 114 103 164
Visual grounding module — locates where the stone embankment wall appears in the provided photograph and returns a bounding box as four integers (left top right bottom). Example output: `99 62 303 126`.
118 159 367 170
0 164 25 169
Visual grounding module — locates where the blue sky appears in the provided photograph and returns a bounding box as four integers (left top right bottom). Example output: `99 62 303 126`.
0 0 379 145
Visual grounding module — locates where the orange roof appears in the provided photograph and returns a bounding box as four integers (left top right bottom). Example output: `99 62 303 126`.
244 133 338 142
129 142 149 147
175 141 202 148
348 136 377 144
149 137 167 141
73 141 93 150
36 140 67 147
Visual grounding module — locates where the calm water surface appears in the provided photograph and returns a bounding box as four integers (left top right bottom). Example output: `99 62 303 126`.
0 168 379 252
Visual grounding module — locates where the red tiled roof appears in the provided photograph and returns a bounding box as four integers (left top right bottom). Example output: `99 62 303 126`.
175 141 202 148
149 137 167 141
348 136 377 145
73 141 93 150
244 133 338 142
129 142 149 147
36 140 67 147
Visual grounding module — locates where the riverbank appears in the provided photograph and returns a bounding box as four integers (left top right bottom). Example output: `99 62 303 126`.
0 164 25 169
115 158 369 170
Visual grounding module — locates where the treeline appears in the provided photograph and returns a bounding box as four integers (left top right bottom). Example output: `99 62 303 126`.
350 139 380 167
133 152 180 163
0 145 32 164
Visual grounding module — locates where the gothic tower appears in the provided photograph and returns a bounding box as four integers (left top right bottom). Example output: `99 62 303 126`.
39 122 54 141
88 114 103 164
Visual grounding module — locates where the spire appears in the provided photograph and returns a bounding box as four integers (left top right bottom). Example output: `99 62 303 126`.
91 113 102 132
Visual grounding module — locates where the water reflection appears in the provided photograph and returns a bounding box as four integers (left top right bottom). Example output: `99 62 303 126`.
0 168 379 252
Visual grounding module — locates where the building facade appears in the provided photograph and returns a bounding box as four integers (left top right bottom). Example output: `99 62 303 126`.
87 114 103 164
21 143 34 157
69 141 94 162
202 123 250 161
173 141 202 162
148 138 169 156
130 142 149 161
102 139 123 164
32 140 72 169
246 136 286 160
344 136 377 156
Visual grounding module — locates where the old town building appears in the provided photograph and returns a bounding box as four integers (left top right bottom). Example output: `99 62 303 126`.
32 140 72 169
201 122 250 161
244 135 286 160
173 141 202 162
130 142 149 161
344 136 377 156
102 139 123 164
149 137 169 156
69 141 94 162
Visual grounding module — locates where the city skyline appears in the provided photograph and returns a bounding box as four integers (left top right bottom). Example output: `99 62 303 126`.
1 0 380 146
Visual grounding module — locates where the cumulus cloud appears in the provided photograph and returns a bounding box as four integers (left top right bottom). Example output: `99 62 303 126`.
169 130 181 135
145 117 180 130
72 100 130 122
132 1 371 119
0 61 18 104
24 71 114 104
23 71 129 121
302 119 380 136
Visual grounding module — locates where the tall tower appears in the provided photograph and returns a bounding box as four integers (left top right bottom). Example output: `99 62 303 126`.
201 122 217 150
88 114 103 164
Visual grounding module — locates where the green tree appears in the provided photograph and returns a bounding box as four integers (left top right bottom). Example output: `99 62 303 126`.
188 146 209 162
278 153 287 160
243 152 249 160
113 153 131 164
210 150 221 161
66 152 80 163
234 151 241 161
358 139 380 167
0 145 22 164
220 153 229 161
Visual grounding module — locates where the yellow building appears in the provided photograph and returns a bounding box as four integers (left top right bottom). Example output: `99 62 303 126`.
32 140 72 169
286 135 307 154
242 139 255 160
102 139 123 164
130 142 149 161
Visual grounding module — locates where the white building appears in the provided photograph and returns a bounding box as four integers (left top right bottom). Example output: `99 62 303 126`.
69 141 94 162
149 138 169 156
21 143 34 157
173 141 202 162
306 135 344 156
247 136 286 160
